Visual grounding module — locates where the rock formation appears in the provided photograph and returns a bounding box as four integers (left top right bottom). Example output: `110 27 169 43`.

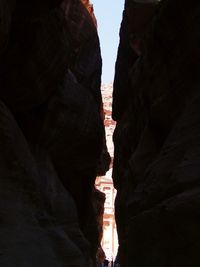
101 83 116 164
113 0 200 266
0 0 109 266
81 0 97 27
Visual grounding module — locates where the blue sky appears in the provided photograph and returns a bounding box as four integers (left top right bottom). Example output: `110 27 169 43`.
91 0 124 83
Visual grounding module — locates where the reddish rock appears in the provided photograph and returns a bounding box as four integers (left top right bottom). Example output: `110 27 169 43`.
81 0 97 27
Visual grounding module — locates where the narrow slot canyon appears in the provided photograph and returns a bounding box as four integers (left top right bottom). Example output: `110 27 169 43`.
1 1 200 267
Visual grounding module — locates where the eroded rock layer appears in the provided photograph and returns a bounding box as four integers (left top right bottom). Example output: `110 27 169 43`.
113 0 200 266
0 1 109 266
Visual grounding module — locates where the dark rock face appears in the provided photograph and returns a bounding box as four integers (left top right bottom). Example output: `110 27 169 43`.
113 0 200 266
0 0 109 266
81 0 97 27
0 100 90 267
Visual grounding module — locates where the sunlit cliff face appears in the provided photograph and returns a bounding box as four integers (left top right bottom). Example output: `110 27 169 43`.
81 0 89 4
81 0 97 26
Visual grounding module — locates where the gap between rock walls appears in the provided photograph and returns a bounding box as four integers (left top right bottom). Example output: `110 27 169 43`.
1 1 200 267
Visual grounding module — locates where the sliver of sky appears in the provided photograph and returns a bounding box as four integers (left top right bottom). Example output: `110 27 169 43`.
91 0 124 83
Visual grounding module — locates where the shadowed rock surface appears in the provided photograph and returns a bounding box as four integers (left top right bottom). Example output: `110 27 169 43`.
0 0 109 266
113 0 200 266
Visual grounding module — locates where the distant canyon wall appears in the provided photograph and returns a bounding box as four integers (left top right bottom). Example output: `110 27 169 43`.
113 0 200 266
0 1 109 267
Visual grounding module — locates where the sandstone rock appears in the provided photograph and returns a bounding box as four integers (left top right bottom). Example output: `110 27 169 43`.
113 0 200 266
0 1 70 112
81 0 97 27
0 0 107 265
0 101 87 267
0 0 15 54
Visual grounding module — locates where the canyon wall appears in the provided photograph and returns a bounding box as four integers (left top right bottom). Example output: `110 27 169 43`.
113 0 200 266
0 1 109 266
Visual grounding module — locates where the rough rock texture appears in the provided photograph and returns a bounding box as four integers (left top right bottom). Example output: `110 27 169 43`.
0 0 109 266
113 0 200 266
81 0 97 26
101 83 116 163
0 100 90 267
93 188 106 266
